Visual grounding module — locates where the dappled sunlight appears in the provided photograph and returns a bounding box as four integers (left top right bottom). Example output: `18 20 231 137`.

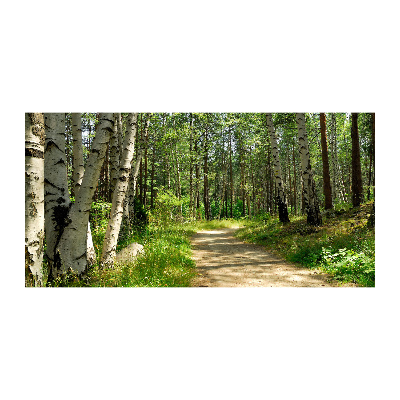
191 228 336 287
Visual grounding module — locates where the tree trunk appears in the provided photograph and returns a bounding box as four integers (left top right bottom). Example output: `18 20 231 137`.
320 113 333 209
203 128 210 220
56 113 113 275
25 113 45 286
265 113 290 223
101 113 139 267
292 141 297 215
71 113 96 266
296 113 322 226
229 129 233 218
189 114 194 217
367 113 375 200
44 113 71 282
109 113 120 197
351 113 363 207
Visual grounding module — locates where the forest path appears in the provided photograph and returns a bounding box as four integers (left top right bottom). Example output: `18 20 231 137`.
191 228 339 287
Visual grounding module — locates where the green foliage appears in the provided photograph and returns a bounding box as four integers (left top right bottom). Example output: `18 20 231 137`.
320 247 375 287
85 223 197 287
149 189 183 224
89 201 111 258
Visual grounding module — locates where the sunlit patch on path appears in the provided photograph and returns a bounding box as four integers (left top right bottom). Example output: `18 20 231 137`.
191 228 339 287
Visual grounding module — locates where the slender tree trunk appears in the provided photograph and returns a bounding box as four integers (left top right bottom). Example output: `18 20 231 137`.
101 113 139 267
265 113 290 223
109 113 120 197
296 113 322 226
292 141 297 215
25 113 45 286
367 113 375 200
71 113 96 266
351 113 363 207
189 114 194 217
229 129 233 218
56 113 113 275
320 113 333 209
195 129 201 218
203 129 210 220
150 143 156 209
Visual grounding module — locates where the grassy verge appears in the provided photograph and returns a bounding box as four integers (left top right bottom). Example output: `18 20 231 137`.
236 202 375 287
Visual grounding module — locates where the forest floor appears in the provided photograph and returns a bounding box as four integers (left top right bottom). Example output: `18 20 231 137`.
191 228 345 287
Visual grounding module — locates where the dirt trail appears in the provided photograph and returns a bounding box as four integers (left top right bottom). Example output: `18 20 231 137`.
191 228 340 287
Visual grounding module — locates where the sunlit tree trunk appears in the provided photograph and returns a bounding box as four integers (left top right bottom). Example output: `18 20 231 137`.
25 113 45 286
320 113 333 209
265 113 290 223
296 113 322 226
109 113 120 197
101 113 139 267
351 113 363 207
71 112 96 266
56 113 113 275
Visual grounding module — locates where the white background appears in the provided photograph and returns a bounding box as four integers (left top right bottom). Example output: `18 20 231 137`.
2 1 399 399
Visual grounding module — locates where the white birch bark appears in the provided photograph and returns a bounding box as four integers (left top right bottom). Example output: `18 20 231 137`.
265 113 290 222
44 113 71 280
71 113 85 194
110 113 120 196
25 113 45 286
117 113 124 157
101 113 139 267
295 113 322 226
57 113 113 274
71 113 96 266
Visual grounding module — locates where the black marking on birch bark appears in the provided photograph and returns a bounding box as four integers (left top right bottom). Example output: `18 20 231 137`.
119 176 128 182
44 178 67 193
55 158 65 165
25 148 44 159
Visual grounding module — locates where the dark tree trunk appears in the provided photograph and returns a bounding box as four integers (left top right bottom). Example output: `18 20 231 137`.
320 113 333 209
351 113 363 207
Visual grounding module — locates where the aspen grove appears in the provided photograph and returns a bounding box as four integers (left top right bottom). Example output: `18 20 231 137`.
25 112 375 287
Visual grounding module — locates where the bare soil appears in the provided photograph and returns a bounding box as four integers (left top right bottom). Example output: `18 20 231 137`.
191 228 343 287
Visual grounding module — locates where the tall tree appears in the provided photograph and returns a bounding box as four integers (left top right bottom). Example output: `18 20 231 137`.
296 113 322 226
265 113 290 222
56 113 113 275
25 113 45 286
101 113 139 267
44 113 70 282
320 113 333 209
71 113 96 266
351 113 363 207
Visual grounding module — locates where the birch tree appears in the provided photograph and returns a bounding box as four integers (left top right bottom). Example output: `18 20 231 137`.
44 113 71 282
25 113 45 286
109 113 120 196
265 113 290 223
55 113 113 275
101 113 139 267
71 113 96 266
296 113 322 226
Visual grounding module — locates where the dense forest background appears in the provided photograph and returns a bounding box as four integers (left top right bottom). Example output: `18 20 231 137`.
25 112 375 287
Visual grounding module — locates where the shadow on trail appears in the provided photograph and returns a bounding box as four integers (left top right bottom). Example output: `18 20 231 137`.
191 228 337 287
